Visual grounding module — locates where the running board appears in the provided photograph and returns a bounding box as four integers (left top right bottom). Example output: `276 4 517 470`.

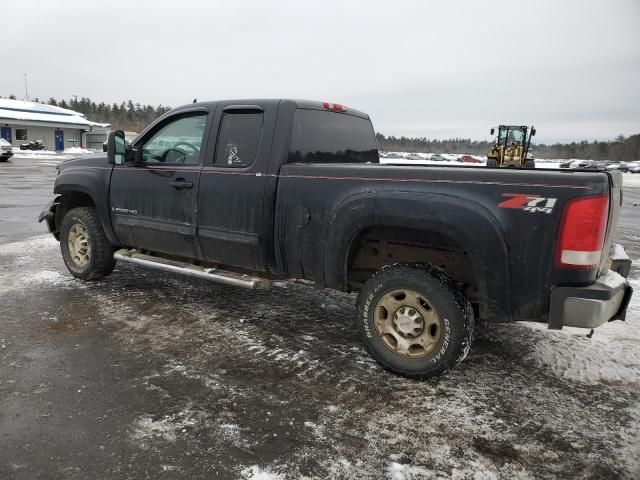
113 249 270 289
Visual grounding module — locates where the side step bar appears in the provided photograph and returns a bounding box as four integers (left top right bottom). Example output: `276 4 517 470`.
113 249 270 289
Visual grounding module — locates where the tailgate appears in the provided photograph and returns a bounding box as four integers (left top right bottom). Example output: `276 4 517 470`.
599 171 623 275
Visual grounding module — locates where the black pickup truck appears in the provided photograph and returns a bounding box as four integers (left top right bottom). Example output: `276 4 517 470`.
39 99 633 378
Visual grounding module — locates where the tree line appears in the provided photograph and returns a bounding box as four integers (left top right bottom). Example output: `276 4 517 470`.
4 94 171 132
4 94 638 160
376 133 640 161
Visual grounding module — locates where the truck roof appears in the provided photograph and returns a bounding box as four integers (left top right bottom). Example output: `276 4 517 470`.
171 99 370 119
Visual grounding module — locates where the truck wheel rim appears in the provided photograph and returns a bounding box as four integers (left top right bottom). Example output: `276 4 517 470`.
374 289 441 358
67 223 91 267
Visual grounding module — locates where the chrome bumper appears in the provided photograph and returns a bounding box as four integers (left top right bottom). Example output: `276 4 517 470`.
549 244 633 330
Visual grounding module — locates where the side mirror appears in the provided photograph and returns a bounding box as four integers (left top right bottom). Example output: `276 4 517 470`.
107 130 126 165
531 128 537 136
490 128 495 136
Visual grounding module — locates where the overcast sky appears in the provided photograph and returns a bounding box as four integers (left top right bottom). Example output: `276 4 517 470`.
3 0 639 143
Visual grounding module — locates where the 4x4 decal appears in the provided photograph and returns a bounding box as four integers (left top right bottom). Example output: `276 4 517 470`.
498 193 557 214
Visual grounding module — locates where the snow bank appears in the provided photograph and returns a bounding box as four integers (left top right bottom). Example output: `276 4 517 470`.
63 147 93 155
12 148 57 155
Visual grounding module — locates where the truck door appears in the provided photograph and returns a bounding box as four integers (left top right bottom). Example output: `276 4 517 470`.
109 110 211 259
197 103 277 271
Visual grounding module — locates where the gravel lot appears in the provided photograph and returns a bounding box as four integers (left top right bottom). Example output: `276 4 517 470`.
1 155 639 479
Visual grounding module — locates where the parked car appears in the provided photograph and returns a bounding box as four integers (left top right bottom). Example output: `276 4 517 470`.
559 161 573 169
458 155 482 164
385 152 401 159
590 161 609 170
406 153 423 160
429 154 446 161
39 98 633 379
606 162 627 172
0 138 13 162
19 140 46 151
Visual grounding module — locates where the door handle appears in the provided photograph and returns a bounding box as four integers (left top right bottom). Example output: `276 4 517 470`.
169 179 194 190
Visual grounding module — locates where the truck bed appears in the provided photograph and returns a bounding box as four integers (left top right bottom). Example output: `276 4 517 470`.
275 163 622 323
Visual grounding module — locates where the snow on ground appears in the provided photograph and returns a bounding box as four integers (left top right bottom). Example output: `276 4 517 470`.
1 155 639 478
520 277 640 385
241 465 286 480
380 152 638 172
62 147 93 155
1 230 638 478
623 172 640 188
8 148 96 164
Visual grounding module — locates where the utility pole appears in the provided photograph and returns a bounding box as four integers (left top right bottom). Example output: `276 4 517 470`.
24 74 29 101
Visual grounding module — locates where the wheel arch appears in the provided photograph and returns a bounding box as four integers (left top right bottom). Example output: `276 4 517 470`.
325 192 512 323
54 183 118 245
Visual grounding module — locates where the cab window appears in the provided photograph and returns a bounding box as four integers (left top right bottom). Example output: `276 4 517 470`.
140 114 207 164
214 112 263 167
288 109 378 164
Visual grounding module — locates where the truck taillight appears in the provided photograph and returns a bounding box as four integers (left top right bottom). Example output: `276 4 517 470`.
322 102 347 112
555 195 609 269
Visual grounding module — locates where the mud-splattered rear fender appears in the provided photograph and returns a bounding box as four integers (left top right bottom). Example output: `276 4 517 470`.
324 191 511 323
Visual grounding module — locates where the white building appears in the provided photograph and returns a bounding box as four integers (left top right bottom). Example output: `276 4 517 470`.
0 98 110 151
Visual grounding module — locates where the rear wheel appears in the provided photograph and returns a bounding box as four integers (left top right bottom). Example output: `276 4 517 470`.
486 157 498 168
60 207 116 280
524 159 535 169
356 264 474 379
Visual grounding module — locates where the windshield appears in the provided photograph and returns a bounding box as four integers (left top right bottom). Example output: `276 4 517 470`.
498 127 526 145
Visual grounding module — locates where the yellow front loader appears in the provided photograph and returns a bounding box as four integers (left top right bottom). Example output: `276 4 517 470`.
487 125 536 168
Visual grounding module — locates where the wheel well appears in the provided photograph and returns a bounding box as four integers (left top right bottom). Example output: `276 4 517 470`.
346 226 478 306
55 192 96 230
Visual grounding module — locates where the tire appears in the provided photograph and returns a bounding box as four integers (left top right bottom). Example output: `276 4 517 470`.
60 206 116 280
524 159 535 169
486 158 498 168
356 264 474 379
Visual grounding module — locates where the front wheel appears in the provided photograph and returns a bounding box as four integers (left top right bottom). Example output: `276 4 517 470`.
60 207 116 280
486 157 498 168
356 264 473 379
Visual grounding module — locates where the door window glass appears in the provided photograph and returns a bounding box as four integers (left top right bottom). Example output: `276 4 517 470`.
214 112 263 167
141 114 207 164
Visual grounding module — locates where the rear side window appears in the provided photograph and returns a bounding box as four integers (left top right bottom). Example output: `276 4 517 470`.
214 112 263 167
288 109 379 164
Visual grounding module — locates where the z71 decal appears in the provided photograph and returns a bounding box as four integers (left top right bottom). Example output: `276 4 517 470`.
498 193 557 214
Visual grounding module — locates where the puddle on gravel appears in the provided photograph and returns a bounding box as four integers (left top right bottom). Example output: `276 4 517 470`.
49 302 100 333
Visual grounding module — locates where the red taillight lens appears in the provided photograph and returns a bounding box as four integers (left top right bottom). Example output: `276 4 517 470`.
555 194 609 269
322 102 347 112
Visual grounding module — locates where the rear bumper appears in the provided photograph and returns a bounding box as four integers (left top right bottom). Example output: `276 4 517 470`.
549 244 633 329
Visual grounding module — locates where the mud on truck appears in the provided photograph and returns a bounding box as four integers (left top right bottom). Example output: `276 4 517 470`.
39 99 633 379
